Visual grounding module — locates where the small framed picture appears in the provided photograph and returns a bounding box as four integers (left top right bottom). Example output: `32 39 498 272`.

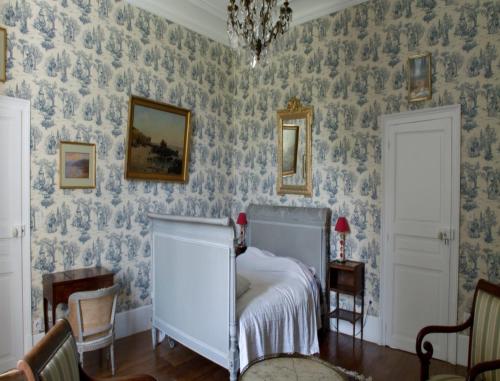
0 27 6 82
125 96 192 183
407 52 432 102
60 141 96 189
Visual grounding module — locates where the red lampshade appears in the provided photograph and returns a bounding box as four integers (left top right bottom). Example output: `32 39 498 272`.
334 217 350 233
237 212 248 225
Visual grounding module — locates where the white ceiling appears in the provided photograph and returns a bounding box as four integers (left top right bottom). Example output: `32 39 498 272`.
126 0 368 45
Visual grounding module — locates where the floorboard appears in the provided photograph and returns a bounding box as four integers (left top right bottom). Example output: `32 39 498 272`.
84 330 467 380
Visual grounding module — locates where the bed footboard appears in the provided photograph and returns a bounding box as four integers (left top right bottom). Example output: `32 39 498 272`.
149 214 238 380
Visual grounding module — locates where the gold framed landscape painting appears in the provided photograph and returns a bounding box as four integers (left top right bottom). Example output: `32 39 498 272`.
408 52 432 102
0 27 6 82
60 141 96 189
125 96 192 183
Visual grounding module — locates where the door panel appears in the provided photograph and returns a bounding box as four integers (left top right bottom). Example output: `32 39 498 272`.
383 109 459 362
0 104 24 373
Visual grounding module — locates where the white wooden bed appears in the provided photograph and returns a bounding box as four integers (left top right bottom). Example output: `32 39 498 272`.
149 204 331 380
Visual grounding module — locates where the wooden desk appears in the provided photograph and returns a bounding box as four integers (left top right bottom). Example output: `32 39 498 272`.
42 267 114 333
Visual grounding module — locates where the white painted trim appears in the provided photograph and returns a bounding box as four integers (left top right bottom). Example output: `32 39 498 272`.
291 0 369 27
330 316 381 345
21 99 32 355
330 316 469 367
126 0 230 44
379 105 461 364
31 304 468 367
0 96 32 354
115 304 152 339
125 0 369 46
32 305 153 346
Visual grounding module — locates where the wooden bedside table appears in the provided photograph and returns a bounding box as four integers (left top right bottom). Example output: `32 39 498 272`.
328 260 365 341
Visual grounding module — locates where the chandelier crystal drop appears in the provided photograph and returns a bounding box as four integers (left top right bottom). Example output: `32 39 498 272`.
227 0 293 67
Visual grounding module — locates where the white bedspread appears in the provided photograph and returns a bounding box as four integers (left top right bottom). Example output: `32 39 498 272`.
236 247 320 370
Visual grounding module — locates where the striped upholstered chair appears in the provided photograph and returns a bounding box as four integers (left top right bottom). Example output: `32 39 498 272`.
417 279 500 381
17 319 155 381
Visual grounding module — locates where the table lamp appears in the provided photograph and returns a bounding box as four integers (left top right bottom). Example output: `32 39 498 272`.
335 216 350 262
237 212 248 246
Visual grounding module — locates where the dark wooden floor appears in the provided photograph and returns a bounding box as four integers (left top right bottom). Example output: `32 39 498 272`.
85 330 466 380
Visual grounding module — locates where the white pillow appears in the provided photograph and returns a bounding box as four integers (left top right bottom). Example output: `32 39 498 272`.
236 274 251 299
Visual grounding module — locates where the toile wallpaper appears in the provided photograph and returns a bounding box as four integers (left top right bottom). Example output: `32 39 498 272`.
0 0 235 332
230 0 500 320
0 0 498 335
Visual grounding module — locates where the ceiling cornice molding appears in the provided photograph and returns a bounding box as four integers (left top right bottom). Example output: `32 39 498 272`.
291 0 369 27
126 0 229 44
125 0 369 46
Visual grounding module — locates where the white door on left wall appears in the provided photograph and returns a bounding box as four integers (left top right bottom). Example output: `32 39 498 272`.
0 96 29 373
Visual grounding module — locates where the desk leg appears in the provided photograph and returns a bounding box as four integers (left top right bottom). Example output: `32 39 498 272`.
353 295 356 340
43 298 49 333
52 303 57 329
361 292 364 341
336 292 339 335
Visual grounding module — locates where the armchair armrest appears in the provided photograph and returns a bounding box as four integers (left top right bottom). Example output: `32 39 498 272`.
467 359 500 381
416 318 472 381
0 369 25 381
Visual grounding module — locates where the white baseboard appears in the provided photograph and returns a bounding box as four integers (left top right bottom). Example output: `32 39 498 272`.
32 306 469 367
32 305 153 346
115 305 152 339
329 317 469 367
330 316 381 345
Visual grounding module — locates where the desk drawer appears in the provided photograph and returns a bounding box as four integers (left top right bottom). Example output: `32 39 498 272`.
54 276 114 303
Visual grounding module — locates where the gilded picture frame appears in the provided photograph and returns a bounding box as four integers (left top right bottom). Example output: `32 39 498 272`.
407 52 432 102
0 27 6 82
125 96 192 183
60 141 96 189
276 97 313 197
282 125 299 176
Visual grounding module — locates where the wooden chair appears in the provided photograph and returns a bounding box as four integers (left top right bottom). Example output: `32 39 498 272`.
416 279 500 381
67 285 119 375
17 319 155 381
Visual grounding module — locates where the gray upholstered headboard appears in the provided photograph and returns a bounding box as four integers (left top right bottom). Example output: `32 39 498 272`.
246 204 331 294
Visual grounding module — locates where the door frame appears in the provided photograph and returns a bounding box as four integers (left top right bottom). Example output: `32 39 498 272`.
379 104 461 364
0 95 32 352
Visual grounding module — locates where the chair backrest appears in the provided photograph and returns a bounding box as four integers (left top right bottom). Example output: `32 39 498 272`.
68 284 119 343
17 319 81 381
469 279 500 381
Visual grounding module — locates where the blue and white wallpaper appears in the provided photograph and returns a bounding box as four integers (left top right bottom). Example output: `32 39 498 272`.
230 0 500 319
0 0 499 334
1 0 234 332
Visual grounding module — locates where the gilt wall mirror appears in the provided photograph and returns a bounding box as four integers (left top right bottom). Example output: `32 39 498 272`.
277 97 313 197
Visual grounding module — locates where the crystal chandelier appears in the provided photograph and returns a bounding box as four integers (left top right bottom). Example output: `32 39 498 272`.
227 0 293 67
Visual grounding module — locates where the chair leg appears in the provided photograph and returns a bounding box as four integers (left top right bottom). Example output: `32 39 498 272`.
79 350 84 366
110 343 115 376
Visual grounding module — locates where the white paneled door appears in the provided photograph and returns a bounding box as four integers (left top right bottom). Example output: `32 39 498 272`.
0 96 31 373
382 105 460 363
